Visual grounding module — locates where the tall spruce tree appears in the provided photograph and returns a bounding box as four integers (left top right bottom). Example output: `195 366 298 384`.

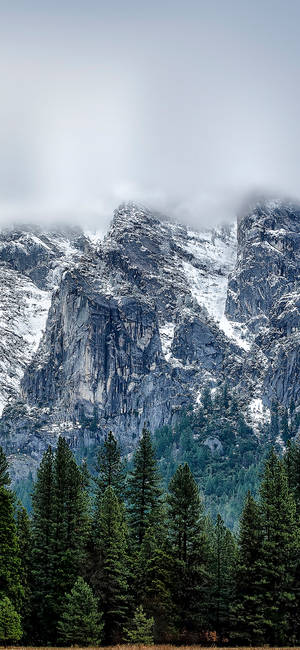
127 425 162 547
16 505 32 642
259 449 298 645
0 447 23 612
231 492 265 644
209 514 236 640
167 463 210 641
30 446 55 641
95 431 125 499
31 438 90 643
284 441 300 512
135 525 175 642
91 485 128 643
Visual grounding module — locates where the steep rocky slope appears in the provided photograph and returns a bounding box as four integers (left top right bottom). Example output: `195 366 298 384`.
0 199 299 479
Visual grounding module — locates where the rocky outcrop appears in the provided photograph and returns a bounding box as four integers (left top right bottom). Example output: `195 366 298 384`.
226 199 300 407
226 199 300 331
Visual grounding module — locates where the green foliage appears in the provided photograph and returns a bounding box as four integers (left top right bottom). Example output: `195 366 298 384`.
135 526 175 642
124 605 154 644
154 384 265 528
16 504 32 641
167 463 211 640
209 513 236 639
95 430 126 500
128 425 162 546
0 448 23 612
91 486 128 644
0 596 22 644
231 492 266 645
30 437 91 643
259 449 298 645
57 576 103 646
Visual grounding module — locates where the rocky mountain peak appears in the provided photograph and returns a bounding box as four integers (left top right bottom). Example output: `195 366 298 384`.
0 198 299 481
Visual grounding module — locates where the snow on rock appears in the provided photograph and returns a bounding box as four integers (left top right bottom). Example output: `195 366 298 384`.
180 224 237 324
159 322 176 360
219 315 252 351
248 397 270 430
0 226 86 414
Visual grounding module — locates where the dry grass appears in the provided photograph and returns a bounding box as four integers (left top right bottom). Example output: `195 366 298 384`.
3 646 300 650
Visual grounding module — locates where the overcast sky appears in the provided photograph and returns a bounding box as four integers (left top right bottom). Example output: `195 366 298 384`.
0 0 300 229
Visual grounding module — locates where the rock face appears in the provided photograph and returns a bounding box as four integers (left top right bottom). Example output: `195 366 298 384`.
226 199 300 406
0 199 299 477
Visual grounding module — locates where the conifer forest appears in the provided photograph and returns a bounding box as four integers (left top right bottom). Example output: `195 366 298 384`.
0 419 300 647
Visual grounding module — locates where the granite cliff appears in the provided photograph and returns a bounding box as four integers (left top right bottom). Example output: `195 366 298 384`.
0 199 299 479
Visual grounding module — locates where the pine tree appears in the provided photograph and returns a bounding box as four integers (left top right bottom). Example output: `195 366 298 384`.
91 485 128 643
167 463 210 641
284 441 300 512
210 514 236 640
124 605 154 644
57 577 103 646
231 492 265 644
0 597 22 644
31 438 90 643
259 449 298 645
30 445 55 642
127 425 162 547
51 438 91 636
95 431 125 499
135 525 175 642
16 504 32 642
0 447 23 612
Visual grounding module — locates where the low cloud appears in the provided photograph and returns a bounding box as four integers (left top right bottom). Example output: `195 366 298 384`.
0 1 300 230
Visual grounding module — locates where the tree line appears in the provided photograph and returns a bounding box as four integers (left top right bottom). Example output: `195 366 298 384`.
0 428 300 646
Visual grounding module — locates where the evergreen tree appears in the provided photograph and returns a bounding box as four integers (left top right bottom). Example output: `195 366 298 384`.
51 437 91 637
127 425 162 546
30 446 55 641
284 441 300 512
31 438 90 643
16 505 32 641
57 577 103 646
231 492 265 644
91 486 128 643
259 449 298 645
167 463 210 641
135 525 175 642
124 605 154 644
209 514 236 640
0 447 23 611
0 597 22 644
95 431 125 499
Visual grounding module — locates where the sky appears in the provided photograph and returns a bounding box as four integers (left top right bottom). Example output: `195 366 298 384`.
0 0 300 229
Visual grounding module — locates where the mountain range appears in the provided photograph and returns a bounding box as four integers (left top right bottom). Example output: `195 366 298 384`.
0 198 299 487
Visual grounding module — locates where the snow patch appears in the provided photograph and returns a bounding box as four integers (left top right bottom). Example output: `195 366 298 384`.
248 397 270 429
159 322 175 361
219 315 252 351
